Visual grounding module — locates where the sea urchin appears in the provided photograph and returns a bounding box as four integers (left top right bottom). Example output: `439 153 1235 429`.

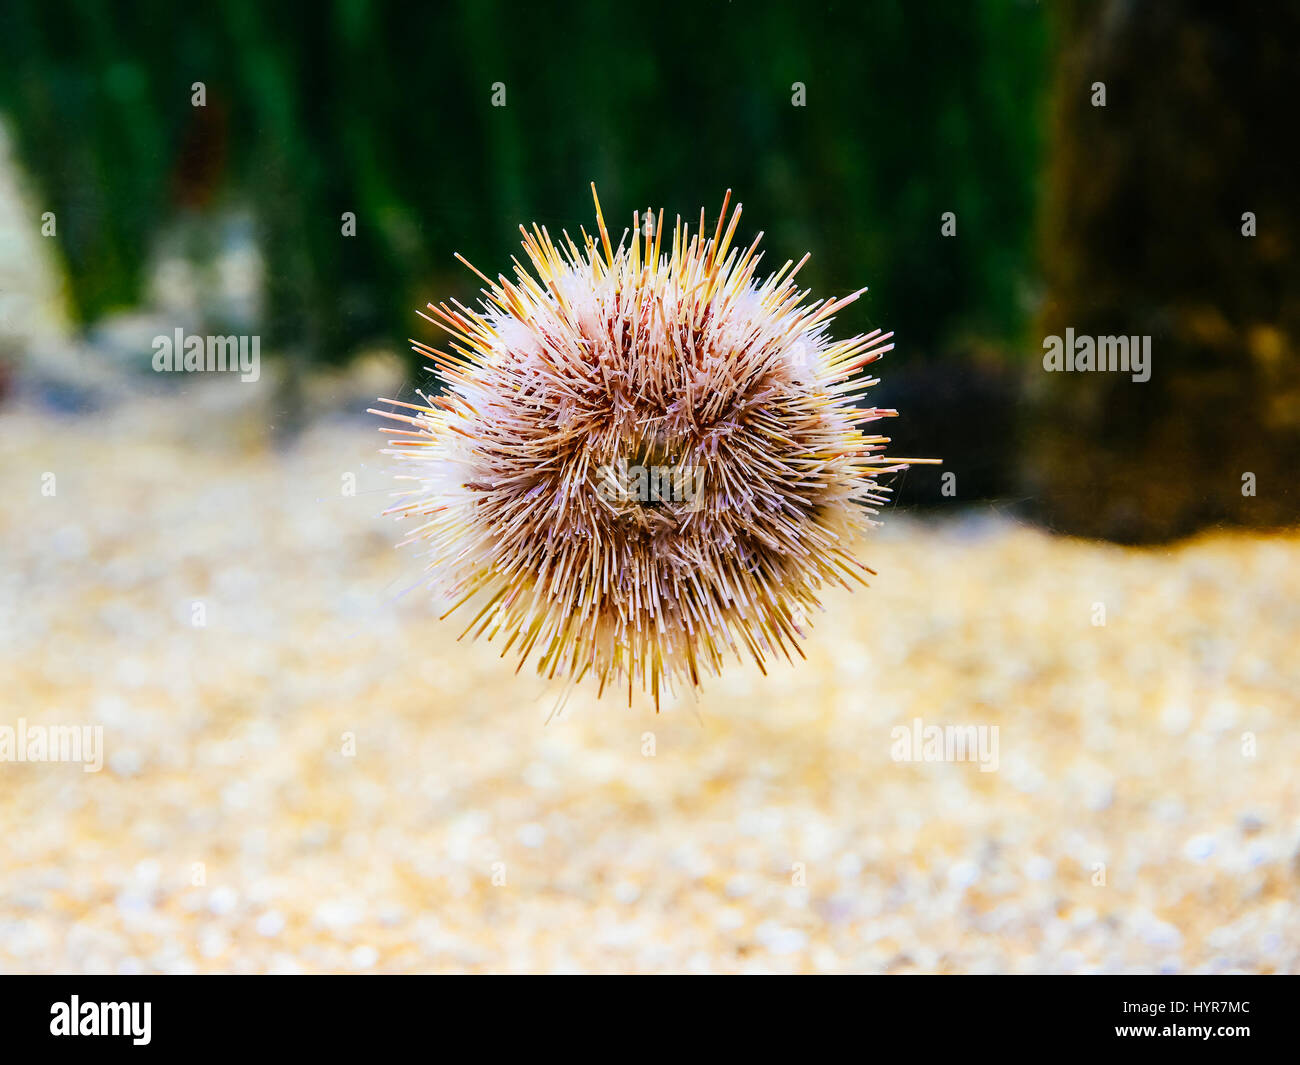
375 187 927 708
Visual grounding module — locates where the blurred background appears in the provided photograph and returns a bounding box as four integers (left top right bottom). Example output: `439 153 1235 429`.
0 0 1297 974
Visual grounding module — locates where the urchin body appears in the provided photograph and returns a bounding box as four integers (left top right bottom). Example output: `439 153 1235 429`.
377 188 915 706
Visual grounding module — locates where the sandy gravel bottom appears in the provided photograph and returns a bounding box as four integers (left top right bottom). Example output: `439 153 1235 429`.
2 393 1297 973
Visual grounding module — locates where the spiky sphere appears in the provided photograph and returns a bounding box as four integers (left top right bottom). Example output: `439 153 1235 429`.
376 187 918 707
